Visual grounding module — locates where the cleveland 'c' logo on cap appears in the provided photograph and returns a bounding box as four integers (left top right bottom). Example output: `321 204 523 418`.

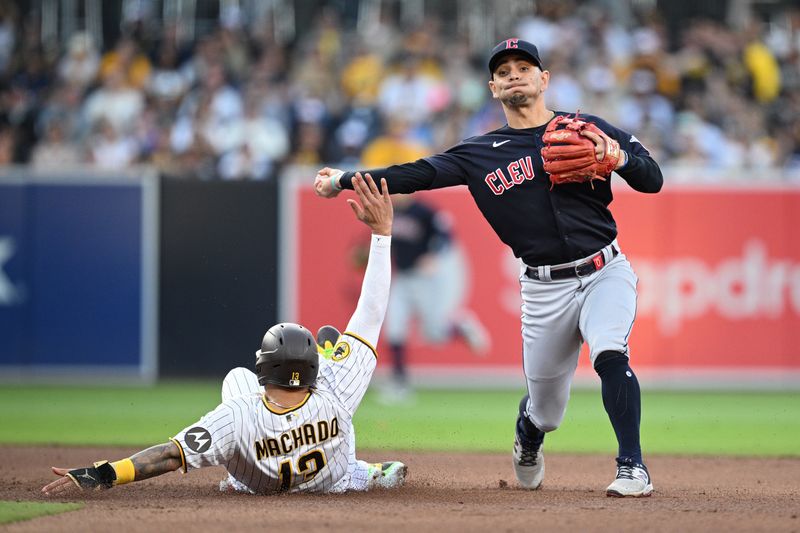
505 38 519 49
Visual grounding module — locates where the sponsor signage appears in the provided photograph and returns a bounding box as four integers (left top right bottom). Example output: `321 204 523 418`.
291 183 800 373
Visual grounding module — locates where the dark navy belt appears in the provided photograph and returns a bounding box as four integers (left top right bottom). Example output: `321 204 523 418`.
526 247 618 281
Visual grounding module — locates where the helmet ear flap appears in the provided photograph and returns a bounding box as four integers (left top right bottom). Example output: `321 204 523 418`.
254 360 265 385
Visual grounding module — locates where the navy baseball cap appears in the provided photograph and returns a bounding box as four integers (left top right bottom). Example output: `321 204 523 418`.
488 38 543 75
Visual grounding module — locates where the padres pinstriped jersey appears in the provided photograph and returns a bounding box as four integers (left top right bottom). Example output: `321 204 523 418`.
171 235 391 494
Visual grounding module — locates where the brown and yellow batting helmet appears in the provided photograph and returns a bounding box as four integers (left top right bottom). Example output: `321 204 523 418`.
255 323 319 388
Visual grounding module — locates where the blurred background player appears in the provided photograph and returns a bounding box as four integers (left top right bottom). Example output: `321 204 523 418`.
360 113 489 403
383 194 489 403
41 173 407 496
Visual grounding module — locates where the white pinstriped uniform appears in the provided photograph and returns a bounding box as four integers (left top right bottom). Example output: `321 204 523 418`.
171 234 392 494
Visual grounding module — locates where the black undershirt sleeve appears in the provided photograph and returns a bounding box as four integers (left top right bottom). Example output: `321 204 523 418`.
616 153 663 194
588 114 664 195
340 159 442 194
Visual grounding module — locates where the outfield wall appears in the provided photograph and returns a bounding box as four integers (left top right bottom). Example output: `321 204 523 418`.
2 166 798 387
283 170 800 388
158 177 279 379
0 169 159 382
0 171 281 382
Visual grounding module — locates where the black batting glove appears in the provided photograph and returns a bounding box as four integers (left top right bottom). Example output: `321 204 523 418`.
65 461 117 490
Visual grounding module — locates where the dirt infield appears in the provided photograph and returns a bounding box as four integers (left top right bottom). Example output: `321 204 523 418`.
1 446 799 532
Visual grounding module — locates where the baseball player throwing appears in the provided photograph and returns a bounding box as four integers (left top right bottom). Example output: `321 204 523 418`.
42 173 407 496
315 39 663 497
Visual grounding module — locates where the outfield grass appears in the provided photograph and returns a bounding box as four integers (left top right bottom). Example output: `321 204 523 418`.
0 383 798 456
356 389 800 456
0 501 83 525
0 382 219 446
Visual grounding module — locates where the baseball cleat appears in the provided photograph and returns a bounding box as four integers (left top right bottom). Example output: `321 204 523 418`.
367 461 408 490
219 474 254 494
606 461 653 497
512 435 545 490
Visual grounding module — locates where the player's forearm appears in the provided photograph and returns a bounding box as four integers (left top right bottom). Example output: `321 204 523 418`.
43 442 183 494
616 154 663 193
340 159 436 193
345 234 392 346
129 442 184 480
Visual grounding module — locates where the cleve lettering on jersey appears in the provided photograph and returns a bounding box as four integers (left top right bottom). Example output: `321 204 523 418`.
485 156 536 195
254 417 339 460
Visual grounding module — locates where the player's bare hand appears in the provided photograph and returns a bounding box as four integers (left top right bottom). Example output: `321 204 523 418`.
314 167 344 198
580 130 607 159
580 130 624 169
41 467 81 496
347 173 393 236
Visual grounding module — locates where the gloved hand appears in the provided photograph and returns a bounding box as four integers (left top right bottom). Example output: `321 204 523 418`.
541 114 621 186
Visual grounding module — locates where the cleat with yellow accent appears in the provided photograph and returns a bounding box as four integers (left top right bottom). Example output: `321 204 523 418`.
367 461 408 490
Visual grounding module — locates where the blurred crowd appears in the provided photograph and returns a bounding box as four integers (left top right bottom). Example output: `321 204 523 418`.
1 0 800 180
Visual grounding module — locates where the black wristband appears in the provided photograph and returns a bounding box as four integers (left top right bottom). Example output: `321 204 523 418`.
340 172 355 190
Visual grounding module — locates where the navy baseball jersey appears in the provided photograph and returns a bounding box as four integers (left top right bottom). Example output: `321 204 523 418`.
392 200 452 271
341 112 662 267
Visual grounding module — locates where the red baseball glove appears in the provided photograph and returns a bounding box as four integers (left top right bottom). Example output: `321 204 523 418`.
541 114 621 186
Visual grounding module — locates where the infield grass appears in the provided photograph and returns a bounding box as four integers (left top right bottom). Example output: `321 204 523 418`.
0 383 798 456
0 501 83 525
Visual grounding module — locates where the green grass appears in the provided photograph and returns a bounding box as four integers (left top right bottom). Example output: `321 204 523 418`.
0 501 83 525
0 383 798 456
0 382 219 446
355 389 800 456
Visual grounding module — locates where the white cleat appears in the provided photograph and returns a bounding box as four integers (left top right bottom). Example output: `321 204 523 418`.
219 474 255 494
606 462 653 497
513 436 544 490
367 461 408 490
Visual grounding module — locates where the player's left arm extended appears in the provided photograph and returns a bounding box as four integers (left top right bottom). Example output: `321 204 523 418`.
343 232 391 348
343 174 393 348
41 442 182 496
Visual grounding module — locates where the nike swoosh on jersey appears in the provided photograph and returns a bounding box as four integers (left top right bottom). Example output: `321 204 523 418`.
630 134 650 152
492 140 511 148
